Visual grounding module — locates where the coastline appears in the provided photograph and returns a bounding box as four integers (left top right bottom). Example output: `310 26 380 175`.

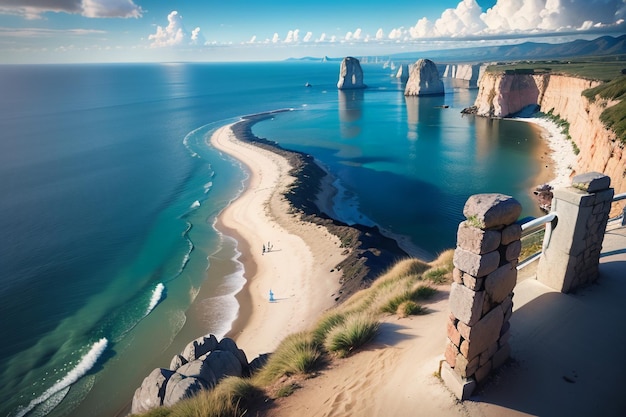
519 116 577 188
210 120 347 358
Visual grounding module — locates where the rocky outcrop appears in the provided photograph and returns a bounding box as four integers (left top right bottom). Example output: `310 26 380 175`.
442 64 484 88
337 57 366 90
471 71 626 195
131 335 258 414
404 59 444 96
395 64 410 82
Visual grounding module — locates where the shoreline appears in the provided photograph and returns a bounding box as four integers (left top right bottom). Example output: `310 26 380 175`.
517 116 577 189
210 111 412 357
210 119 348 357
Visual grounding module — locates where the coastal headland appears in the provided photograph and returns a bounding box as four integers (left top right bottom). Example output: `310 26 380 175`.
211 110 409 358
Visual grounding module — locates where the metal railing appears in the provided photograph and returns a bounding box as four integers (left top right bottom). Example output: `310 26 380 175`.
518 192 626 268
610 192 626 226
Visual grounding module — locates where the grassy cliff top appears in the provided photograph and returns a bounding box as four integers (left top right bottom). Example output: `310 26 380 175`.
485 56 626 82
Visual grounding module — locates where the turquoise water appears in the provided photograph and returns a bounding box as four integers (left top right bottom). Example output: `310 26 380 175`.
0 62 543 417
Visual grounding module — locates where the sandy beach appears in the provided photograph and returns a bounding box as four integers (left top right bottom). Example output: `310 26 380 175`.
211 122 348 358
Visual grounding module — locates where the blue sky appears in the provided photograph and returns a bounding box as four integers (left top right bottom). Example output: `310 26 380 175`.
0 0 624 63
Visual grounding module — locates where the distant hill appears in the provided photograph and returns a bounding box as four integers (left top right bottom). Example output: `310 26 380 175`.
290 35 626 64
390 34 626 63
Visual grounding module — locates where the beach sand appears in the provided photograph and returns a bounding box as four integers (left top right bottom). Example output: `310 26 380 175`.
211 123 348 359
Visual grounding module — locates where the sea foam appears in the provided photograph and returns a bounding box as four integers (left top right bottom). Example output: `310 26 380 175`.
145 283 165 316
14 338 108 417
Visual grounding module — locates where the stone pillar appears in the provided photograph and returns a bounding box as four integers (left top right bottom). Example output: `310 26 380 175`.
536 172 614 293
441 194 522 400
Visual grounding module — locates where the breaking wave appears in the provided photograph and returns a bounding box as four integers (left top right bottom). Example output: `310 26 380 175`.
13 338 108 417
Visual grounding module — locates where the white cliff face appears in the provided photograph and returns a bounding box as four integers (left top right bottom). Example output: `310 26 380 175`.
473 71 625 194
443 64 484 88
404 58 444 96
396 64 410 82
337 57 366 90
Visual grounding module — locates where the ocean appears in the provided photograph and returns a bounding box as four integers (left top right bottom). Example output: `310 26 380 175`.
0 61 544 417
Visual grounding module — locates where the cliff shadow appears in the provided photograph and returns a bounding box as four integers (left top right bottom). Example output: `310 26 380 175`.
469 259 626 417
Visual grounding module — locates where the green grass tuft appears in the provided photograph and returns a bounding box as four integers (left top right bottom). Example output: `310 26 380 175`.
311 311 346 345
397 300 427 317
253 332 323 386
324 314 380 357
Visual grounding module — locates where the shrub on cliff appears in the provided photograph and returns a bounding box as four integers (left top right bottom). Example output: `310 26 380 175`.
583 75 626 144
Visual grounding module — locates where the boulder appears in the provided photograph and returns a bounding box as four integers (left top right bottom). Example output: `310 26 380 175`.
337 57 366 90
163 372 208 407
181 334 218 362
248 353 270 375
404 59 444 96
177 359 218 388
169 354 188 371
217 337 249 372
131 368 174 414
202 350 243 380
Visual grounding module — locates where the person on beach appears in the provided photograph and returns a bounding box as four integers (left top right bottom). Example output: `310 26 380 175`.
262 244 265 255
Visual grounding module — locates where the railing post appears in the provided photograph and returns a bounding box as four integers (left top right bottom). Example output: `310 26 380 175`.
536 172 614 293
441 193 522 400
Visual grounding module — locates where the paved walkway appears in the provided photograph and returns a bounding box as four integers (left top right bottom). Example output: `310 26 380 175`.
464 220 626 417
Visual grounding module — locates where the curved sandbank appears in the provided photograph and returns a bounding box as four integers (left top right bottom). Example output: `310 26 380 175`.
210 115 346 358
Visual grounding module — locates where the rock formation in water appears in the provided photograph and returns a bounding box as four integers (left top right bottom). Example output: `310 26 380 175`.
131 335 258 414
442 64 484 88
395 64 410 82
404 59 444 96
337 57 366 90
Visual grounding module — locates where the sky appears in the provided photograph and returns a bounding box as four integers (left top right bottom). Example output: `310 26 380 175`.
0 0 624 63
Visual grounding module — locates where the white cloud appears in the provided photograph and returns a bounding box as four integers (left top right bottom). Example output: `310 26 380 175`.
405 0 626 40
0 0 142 19
375 28 384 40
272 33 280 43
284 29 299 43
148 11 185 47
303 31 313 42
190 27 205 45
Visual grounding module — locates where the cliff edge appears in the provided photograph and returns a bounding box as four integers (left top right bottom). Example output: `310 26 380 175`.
471 71 626 195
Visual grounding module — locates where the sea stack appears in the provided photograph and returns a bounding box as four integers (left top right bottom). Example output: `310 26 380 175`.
404 58 444 96
396 64 410 82
337 57 366 90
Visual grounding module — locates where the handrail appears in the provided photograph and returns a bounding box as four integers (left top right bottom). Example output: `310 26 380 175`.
613 193 626 226
518 212 558 267
521 212 557 231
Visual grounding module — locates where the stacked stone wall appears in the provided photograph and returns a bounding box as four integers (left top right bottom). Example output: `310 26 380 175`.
441 194 522 400
537 172 614 292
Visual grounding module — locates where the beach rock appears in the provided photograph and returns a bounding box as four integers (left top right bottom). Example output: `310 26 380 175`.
404 59 444 96
169 354 188 371
131 368 174 414
337 57 366 90
176 359 218 388
217 337 249 373
201 350 243 380
249 353 271 374
181 334 218 362
163 372 208 407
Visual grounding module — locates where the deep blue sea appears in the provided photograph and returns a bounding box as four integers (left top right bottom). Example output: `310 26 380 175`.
0 62 544 417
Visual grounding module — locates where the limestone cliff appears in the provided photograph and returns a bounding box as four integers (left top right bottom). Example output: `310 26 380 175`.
472 72 626 194
404 59 444 96
337 57 366 90
442 64 484 88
